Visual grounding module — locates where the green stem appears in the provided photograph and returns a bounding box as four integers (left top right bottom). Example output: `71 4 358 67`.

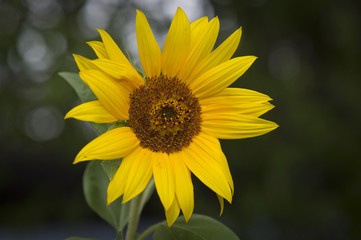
116 231 123 240
137 224 159 240
125 195 142 240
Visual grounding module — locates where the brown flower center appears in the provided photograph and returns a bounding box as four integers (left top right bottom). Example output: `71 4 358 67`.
128 75 201 154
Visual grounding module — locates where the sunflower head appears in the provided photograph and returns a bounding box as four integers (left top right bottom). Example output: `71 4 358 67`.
128 75 202 154
65 7 278 226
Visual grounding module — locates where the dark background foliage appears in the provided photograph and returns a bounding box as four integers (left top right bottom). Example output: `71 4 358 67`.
0 0 360 239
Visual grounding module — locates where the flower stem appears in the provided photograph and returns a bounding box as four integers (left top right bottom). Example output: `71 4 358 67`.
116 231 123 240
137 223 159 240
125 195 142 240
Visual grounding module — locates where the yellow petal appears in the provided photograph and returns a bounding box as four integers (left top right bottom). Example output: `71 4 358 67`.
122 147 153 203
65 100 117 123
80 70 130 120
161 7 191 77
73 54 97 71
216 194 224 216
136 10 161 78
190 27 242 81
191 56 257 99
190 16 208 30
87 41 108 59
108 167 127 204
92 58 144 89
182 133 233 203
107 147 139 204
165 198 180 227
190 132 234 193
97 29 132 67
74 127 139 164
170 152 194 221
201 89 275 117
153 152 175 210
202 101 274 118
201 88 273 103
178 17 220 82
202 113 279 139
193 16 219 60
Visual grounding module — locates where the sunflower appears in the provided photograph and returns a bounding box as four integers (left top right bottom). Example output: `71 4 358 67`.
65 8 278 226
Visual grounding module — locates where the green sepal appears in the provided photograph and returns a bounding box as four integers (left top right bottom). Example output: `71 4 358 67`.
90 115 128 135
101 159 121 180
59 72 96 103
83 161 130 234
153 214 240 240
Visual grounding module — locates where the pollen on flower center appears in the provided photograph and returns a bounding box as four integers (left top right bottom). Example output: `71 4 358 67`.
128 75 202 154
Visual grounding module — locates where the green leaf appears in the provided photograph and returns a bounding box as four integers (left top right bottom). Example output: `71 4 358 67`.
83 161 130 233
59 72 96 103
153 214 240 240
65 237 96 240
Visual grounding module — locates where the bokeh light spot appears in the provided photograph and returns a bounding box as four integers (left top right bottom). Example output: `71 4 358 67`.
24 106 64 142
268 43 301 81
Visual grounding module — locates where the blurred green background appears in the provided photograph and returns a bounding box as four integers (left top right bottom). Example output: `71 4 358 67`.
0 0 360 239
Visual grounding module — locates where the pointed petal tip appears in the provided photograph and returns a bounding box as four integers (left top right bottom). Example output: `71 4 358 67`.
267 103 276 111
267 119 279 128
64 109 75 120
219 208 223 216
121 195 131 204
72 53 81 64
162 201 173 211
73 155 84 165
175 7 187 19
122 187 145 204
96 28 105 33
248 55 258 62
262 120 279 134
176 6 184 12
233 26 242 36
242 55 258 68
72 158 80 165
166 219 174 227
64 110 71 119
237 26 243 40
135 9 143 15
166 213 179 227
73 151 94 165
107 197 115 206
183 212 192 223
97 29 110 39
217 195 225 216
107 186 122 206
